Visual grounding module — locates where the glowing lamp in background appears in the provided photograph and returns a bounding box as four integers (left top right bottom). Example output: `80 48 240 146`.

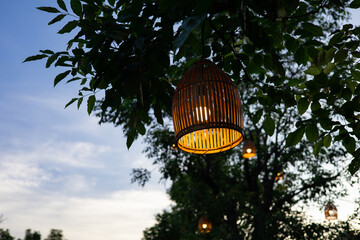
242 139 256 158
325 201 338 220
275 171 285 181
172 60 244 154
198 216 212 233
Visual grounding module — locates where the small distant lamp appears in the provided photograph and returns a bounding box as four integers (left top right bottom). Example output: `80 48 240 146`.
242 139 256 158
325 202 338 220
275 171 285 181
198 216 212 233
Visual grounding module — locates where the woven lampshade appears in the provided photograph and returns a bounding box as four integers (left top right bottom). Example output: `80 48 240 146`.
172 59 244 154
325 202 338 220
198 216 212 233
242 139 256 158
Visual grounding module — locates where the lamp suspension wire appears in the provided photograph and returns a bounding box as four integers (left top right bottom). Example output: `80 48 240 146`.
201 18 205 59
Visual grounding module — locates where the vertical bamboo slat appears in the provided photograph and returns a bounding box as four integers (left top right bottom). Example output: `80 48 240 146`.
172 59 244 154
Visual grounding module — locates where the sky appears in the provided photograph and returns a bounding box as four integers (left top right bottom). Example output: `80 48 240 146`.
0 1 360 240
0 1 172 239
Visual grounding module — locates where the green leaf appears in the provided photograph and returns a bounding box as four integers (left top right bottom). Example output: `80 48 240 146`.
136 122 146 135
253 110 263 124
87 95 95 115
64 98 78 108
286 126 305 147
174 15 205 49
39 49 54 54
349 156 360 175
66 77 81 83
126 130 137 149
305 66 322 76
57 0 67 11
323 63 335 74
77 97 83 109
294 46 308 65
346 79 357 93
297 97 310 115
302 22 323 36
325 48 336 63
48 14 66 25
315 50 326 66
285 36 299 52
350 0 360 8
58 20 78 34
37 7 60 13
311 101 321 111
341 87 352 101
263 116 275 136
329 32 342 47
334 49 348 62
23 54 47 62
54 70 71 86
46 54 58 68
343 136 356 153
70 0 82 16
352 51 360 58
154 105 164 125
313 140 323 156
306 123 319 143
351 70 360 81
323 134 332 148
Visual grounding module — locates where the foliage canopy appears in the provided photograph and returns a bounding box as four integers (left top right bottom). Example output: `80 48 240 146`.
25 0 360 238
28 0 360 173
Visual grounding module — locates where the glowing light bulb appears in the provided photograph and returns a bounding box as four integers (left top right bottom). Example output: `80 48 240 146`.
246 148 252 153
329 210 334 215
202 224 208 229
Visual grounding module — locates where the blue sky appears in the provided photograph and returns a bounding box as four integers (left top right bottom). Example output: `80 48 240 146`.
0 1 171 239
1 1 360 240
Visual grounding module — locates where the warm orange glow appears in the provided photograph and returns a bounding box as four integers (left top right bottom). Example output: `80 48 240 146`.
172 60 244 154
325 202 338 220
198 216 212 233
242 139 256 158
275 171 284 181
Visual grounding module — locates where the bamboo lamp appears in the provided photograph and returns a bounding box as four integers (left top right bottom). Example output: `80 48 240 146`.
242 139 256 158
172 60 244 154
198 216 212 233
275 171 285 181
325 202 338 220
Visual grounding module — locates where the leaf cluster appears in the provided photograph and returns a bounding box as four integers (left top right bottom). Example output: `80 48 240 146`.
26 1 360 170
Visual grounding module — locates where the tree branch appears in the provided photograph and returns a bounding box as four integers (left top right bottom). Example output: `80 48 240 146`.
271 173 340 212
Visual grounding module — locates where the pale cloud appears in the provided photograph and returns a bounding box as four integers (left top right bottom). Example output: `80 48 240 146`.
0 139 116 197
0 160 48 193
1 141 109 169
1 190 171 240
0 135 169 240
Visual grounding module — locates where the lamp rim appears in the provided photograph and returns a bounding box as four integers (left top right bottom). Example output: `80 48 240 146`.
175 122 243 143
176 128 243 154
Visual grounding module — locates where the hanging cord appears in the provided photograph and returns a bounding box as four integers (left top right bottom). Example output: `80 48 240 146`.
201 18 205 59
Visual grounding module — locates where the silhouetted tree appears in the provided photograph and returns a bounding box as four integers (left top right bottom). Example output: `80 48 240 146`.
24 229 41 240
44 229 65 240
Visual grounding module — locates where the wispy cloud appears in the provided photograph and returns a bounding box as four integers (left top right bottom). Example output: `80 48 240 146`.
1 190 171 240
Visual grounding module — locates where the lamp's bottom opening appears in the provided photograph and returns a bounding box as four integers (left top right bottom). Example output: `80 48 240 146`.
177 128 243 154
